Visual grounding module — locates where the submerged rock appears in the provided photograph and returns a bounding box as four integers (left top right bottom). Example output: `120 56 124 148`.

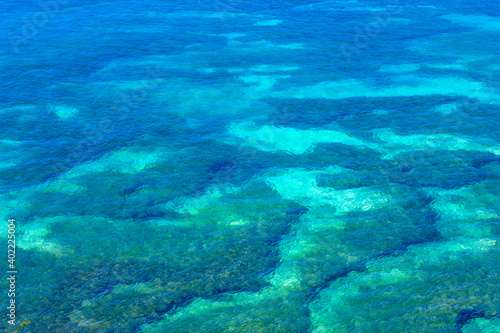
309 238 500 333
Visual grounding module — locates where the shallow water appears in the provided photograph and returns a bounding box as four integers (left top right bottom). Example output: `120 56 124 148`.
1 0 499 332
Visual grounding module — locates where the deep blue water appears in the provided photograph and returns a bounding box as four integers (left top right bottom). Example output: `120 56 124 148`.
1 0 499 332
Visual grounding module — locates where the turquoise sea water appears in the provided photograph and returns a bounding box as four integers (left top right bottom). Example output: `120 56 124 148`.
1 0 500 332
